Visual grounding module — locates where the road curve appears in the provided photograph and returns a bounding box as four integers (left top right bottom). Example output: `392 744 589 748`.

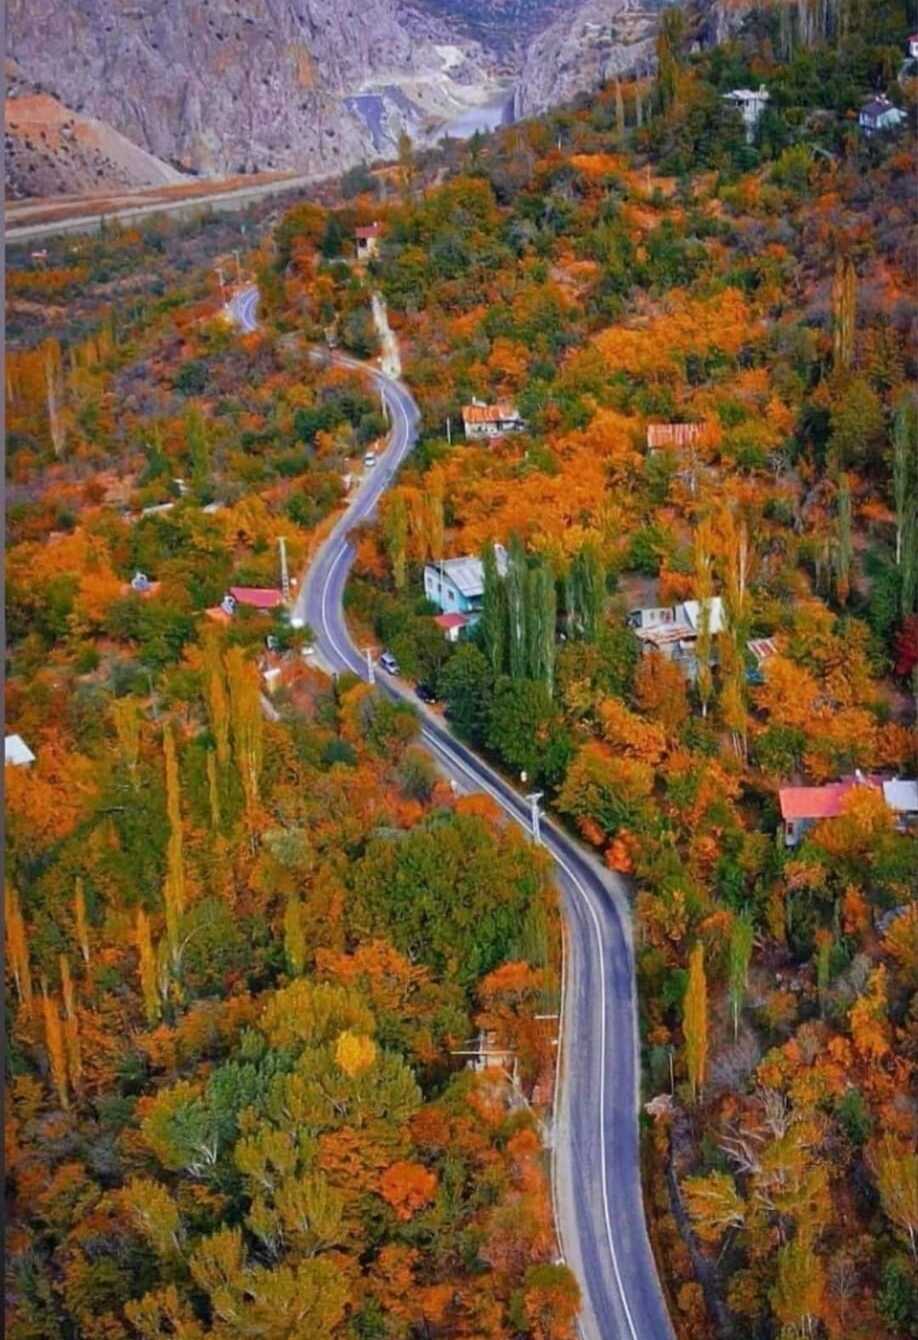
240 286 674 1340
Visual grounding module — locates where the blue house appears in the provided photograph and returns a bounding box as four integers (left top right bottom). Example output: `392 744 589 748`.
424 545 507 628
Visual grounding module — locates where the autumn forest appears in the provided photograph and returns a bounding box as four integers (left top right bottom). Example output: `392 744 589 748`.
5 2 918 1339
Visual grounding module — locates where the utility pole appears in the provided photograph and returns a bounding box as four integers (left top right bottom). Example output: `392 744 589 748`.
379 387 389 424
527 792 544 845
446 415 452 446
365 648 376 685
233 248 242 283
215 264 227 305
278 536 290 602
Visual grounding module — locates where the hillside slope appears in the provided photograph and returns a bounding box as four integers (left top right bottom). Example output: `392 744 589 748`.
5 65 187 200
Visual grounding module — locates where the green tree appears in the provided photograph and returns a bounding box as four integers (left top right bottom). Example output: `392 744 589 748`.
526 559 557 693
487 677 555 781
683 941 708 1103
506 535 528 680
480 542 507 677
727 912 754 1040
440 644 493 743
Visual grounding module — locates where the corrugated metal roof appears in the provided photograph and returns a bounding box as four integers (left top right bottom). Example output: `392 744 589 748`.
5 734 35 766
884 779 918 813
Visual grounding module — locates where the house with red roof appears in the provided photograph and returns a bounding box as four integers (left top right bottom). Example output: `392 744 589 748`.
434 611 469 643
778 774 882 846
461 399 527 440
355 222 383 261
228 587 284 612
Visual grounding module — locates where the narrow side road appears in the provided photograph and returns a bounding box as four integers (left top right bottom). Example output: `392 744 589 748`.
238 286 675 1340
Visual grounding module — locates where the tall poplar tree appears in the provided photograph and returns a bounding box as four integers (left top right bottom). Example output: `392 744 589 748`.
506 535 528 681
480 542 506 678
162 724 187 961
832 253 856 373
226 647 264 833
728 913 754 1040
684 941 708 1103
527 560 557 693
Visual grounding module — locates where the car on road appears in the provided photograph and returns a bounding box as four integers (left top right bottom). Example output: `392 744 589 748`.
378 651 399 676
416 682 437 704
363 451 377 468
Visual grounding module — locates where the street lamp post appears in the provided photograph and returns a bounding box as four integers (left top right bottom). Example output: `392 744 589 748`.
365 648 376 685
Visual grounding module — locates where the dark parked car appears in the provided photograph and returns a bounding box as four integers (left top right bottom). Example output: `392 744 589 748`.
416 682 437 704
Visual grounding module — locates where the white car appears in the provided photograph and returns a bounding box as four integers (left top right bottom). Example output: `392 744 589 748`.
363 451 377 468
379 651 400 676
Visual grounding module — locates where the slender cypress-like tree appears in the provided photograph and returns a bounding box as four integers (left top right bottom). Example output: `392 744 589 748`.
73 878 90 966
892 395 918 614
684 941 708 1103
832 253 856 373
203 633 230 770
59 954 82 1088
136 908 160 1025
42 985 69 1109
6 886 33 1019
162 724 187 960
571 542 604 642
507 535 528 681
480 543 507 678
527 561 557 693
727 914 754 1040
835 474 853 605
284 892 307 977
226 647 264 833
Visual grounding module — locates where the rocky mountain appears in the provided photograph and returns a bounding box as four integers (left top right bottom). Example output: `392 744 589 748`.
5 0 500 186
6 0 747 200
513 0 758 118
5 61 187 200
514 0 667 119
412 0 571 58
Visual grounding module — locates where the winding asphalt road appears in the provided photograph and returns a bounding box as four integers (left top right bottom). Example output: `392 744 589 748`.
235 286 675 1340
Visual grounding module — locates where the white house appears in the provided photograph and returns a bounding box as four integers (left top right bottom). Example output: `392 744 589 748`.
883 778 918 830
627 597 726 680
859 95 906 134
908 33 918 60
722 86 770 142
461 400 527 440
5 734 36 767
424 545 508 626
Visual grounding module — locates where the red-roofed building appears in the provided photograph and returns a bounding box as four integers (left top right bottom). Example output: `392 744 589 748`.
434 611 469 643
462 399 527 440
355 222 383 260
228 586 284 611
779 776 882 846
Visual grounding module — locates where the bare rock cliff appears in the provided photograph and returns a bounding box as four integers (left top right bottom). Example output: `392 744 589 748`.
6 0 484 178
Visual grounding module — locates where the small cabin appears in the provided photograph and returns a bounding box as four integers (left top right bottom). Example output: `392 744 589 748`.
859 95 906 135
722 86 769 142
355 223 383 261
461 400 527 440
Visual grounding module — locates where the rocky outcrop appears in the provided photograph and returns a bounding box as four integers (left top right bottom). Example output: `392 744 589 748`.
514 0 666 119
513 0 754 120
5 64 187 199
5 0 494 182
